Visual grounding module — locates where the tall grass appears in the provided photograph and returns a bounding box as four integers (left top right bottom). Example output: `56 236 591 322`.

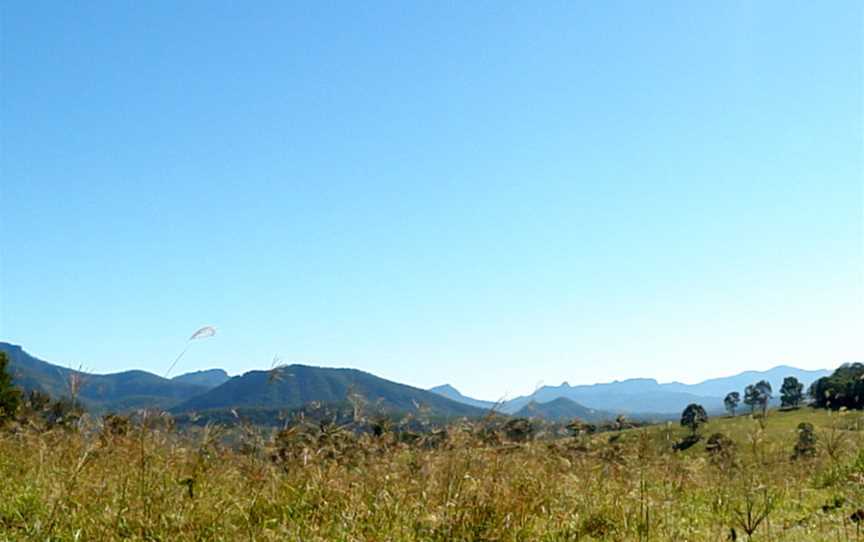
1 408 863 541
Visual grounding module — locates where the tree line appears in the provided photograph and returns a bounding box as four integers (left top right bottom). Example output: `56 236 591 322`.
719 364 864 418
722 376 806 417
808 363 864 409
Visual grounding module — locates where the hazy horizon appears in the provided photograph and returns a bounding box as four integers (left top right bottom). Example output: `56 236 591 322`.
2 2 862 400
0 340 840 402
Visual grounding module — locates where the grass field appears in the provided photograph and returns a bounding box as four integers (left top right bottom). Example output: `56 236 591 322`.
2 407 864 541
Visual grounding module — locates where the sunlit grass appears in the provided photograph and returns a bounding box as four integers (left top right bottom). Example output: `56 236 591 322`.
1 408 863 541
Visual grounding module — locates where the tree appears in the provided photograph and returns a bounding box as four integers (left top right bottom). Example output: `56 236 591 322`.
0 352 22 423
744 385 759 414
745 381 772 416
808 378 828 408
680 403 708 434
724 392 741 416
808 364 864 410
780 377 804 409
755 380 772 416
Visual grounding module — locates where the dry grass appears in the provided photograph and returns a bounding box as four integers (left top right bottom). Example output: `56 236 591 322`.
1 408 864 541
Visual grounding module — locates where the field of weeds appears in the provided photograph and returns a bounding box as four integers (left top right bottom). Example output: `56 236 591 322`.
2 408 864 541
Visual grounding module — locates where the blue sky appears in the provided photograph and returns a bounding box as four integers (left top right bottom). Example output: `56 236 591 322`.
1 1 862 400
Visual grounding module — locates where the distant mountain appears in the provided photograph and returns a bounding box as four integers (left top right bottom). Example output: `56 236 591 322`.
432 365 830 416
660 365 830 398
429 384 498 410
513 397 613 422
173 364 488 419
430 381 717 415
4 340 831 421
509 381 724 415
0 342 208 411
172 369 230 389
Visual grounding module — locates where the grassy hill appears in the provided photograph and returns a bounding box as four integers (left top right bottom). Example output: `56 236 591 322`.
173 364 488 418
664 407 856 446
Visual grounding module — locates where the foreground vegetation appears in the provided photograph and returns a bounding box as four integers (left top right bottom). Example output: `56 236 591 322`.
2 406 864 542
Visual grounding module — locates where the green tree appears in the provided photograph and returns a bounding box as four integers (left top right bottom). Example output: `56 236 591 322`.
724 391 740 416
0 352 22 423
808 378 826 406
755 380 772 416
780 377 804 409
808 363 864 410
680 403 708 434
743 385 759 414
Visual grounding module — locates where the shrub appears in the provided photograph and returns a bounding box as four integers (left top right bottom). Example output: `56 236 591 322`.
502 418 534 442
705 432 735 464
46 397 84 429
792 422 817 459
673 433 701 451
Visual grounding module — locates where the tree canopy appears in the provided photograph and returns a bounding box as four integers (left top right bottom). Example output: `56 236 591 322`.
680 403 708 434
809 363 864 410
724 392 740 416
780 376 804 408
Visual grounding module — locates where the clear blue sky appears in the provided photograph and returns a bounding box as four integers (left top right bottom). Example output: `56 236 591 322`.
1 1 862 400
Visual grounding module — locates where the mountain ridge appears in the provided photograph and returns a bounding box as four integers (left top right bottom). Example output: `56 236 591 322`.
0 342 209 411
172 369 230 389
432 365 831 416
1 343 488 420
172 364 487 419
2 341 832 420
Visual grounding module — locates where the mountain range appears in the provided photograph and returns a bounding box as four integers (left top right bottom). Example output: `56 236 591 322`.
0 343 482 419
430 365 830 417
1 343 208 411
1 341 831 422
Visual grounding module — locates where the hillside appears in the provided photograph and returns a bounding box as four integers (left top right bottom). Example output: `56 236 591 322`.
2 343 486 419
513 397 613 422
173 364 488 418
172 369 230 389
0 343 208 411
